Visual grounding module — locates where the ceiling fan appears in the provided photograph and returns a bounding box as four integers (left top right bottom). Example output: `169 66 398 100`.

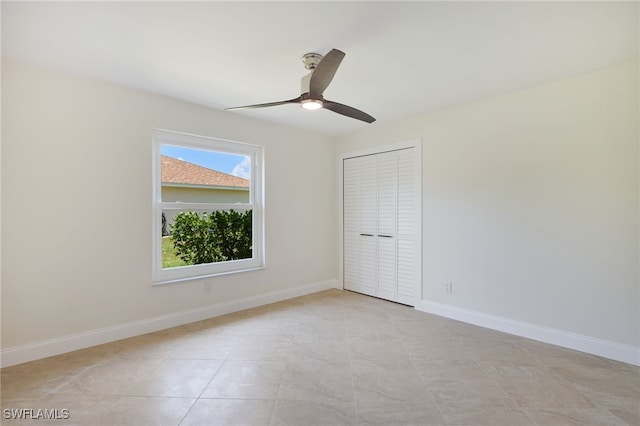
226 49 375 123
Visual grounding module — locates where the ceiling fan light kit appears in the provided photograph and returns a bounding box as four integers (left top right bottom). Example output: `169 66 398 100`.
301 98 323 110
226 49 375 123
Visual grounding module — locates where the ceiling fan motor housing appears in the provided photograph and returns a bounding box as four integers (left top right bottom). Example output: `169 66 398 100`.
302 52 323 70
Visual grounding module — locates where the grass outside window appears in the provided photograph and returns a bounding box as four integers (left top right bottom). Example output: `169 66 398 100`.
162 236 187 268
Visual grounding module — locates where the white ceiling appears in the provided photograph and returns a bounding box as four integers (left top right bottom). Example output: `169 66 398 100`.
2 1 638 136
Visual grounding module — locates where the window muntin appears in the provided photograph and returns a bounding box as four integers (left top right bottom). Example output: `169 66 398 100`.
152 129 263 284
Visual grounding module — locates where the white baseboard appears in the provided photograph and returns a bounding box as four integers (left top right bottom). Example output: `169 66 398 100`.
416 300 640 367
1 279 339 368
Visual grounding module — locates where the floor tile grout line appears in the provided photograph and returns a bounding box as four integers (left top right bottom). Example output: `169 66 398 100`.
177 323 238 426
265 316 302 426
473 360 540 425
47 362 104 394
340 297 362 425
534 356 601 410
397 320 449 425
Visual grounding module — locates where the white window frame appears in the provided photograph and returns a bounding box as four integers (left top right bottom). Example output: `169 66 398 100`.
152 129 264 285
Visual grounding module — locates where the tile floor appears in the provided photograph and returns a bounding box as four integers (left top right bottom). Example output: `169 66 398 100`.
1 289 638 425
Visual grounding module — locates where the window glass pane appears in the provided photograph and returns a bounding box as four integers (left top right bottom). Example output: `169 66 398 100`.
160 145 250 203
162 209 253 269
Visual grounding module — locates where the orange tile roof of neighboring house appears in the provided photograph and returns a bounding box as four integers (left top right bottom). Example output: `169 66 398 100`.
161 155 249 188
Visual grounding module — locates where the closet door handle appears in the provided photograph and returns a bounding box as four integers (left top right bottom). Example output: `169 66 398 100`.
378 235 393 238
359 233 374 237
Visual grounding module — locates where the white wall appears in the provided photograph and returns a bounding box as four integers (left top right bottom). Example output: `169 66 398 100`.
336 59 639 358
1 59 337 356
2 57 638 366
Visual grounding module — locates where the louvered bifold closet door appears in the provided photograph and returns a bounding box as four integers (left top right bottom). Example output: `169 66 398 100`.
343 157 361 294
396 148 418 305
376 151 398 302
343 145 418 305
358 155 378 297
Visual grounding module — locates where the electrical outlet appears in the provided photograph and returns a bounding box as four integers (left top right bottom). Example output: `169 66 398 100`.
204 282 214 294
444 282 453 294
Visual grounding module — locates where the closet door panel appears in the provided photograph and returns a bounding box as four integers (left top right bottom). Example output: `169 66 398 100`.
358 155 378 296
376 151 397 301
343 158 361 293
396 148 418 304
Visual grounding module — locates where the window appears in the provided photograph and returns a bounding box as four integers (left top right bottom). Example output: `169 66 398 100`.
152 129 264 284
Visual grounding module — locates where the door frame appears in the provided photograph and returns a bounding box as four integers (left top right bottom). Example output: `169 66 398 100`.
338 139 423 305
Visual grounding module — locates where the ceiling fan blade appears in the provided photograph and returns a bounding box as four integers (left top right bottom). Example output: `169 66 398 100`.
323 100 376 123
309 49 345 97
225 96 301 111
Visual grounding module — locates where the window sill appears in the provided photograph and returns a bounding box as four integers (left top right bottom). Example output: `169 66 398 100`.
152 265 265 286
